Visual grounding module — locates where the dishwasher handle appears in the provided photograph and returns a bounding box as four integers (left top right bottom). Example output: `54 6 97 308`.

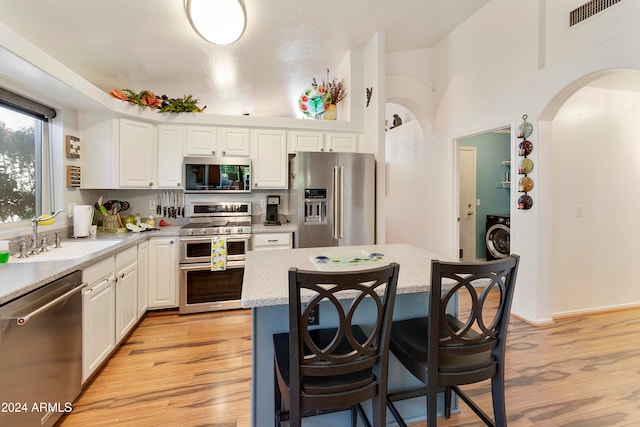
15 282 86 326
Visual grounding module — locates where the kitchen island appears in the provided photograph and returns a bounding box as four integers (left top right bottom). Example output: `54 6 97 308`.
242 243 453 427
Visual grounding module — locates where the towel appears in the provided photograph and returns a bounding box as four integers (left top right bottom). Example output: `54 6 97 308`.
211 236 227 271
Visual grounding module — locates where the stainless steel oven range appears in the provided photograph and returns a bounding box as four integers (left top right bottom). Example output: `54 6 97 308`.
179 201 251 314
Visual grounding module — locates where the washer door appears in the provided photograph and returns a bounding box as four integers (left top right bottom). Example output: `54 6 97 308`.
486 224 510 259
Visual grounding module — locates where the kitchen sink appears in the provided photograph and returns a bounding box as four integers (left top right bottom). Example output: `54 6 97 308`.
11 239 123 262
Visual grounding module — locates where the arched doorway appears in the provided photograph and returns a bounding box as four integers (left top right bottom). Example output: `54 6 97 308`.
542 69 640 317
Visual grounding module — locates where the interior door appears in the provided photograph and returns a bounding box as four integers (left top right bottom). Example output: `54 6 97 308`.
459 146 477 261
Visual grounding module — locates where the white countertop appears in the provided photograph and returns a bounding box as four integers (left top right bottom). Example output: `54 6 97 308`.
241 243 449 308
251 222 297 234
0 226 181 305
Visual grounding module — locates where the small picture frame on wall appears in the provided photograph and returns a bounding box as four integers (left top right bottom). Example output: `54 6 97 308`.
65 135 80 159
66 165 81 187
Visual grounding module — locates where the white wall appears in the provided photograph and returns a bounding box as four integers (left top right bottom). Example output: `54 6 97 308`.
551 84 640 316
543 0 640 67
386 0 640 323
384 103 431 249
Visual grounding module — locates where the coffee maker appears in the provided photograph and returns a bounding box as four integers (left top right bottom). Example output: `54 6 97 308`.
264 195 281 226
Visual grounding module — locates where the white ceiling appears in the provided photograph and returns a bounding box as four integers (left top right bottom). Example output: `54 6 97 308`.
0 0 489 118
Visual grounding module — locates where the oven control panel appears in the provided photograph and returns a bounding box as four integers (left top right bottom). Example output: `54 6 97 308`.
182 226 252 236
190 202 252 217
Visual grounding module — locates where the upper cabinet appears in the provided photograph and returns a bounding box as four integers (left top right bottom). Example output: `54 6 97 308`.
157 125 184 188
184 126 216 156
289 131 325 152
250 129 287 189
326 132 359 152
80 114 156 189
119 119 155 188
219 127 250 156
79 112 361 190
185 126 249 156
289 130 359 153
80 113 117 189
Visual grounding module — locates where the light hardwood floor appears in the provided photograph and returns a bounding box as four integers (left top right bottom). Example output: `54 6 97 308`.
58 305 640 427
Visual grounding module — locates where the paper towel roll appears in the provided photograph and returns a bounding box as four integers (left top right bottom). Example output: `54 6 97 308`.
73 205 93 237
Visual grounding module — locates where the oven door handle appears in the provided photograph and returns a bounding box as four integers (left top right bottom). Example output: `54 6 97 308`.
180 235 251 243
180 262 244 271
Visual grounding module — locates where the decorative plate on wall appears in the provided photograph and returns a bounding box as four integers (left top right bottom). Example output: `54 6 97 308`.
298 87 331 118
518 158 534 174
518 140 533 156
518 176 534 192
518 195 533 210
517 121 533 139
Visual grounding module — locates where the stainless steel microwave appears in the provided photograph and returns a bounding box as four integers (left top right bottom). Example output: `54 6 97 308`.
184 157 251 193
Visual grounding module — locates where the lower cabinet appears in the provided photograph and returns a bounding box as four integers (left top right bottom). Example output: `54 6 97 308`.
115 258 138 343
81 238 179 383
252 232 293 250
148 237 178 309
82 257 116 384
137 241 149 318
82 244 139 383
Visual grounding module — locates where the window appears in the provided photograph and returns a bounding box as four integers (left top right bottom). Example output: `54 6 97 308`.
0 88 55 225
0 105 43 223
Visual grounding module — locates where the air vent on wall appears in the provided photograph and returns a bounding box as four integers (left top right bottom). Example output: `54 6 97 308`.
570 0 624 26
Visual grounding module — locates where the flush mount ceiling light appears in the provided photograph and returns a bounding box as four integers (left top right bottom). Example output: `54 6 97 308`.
186 0 247 45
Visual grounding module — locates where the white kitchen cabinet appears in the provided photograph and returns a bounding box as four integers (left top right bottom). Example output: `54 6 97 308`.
219 127 250 156
185 125 217 156
289 130 325 152
80 113 157 189
157 125 184 188
326 132 359 152
148 237 178 309
289 130 360 153
119 119 155 188
79 113 119 189
252 232 292 250
82 256 116 383
115 246 138 343
185 126 250 157
251 129 287 189
137 241 149 318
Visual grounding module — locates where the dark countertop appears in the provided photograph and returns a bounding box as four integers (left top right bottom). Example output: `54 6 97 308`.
0 226 180 306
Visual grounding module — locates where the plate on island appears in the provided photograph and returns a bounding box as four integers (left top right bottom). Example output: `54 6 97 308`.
311 251 385 270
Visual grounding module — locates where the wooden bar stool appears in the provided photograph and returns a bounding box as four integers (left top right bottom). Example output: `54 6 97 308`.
273 262 400 427
386 255 520 427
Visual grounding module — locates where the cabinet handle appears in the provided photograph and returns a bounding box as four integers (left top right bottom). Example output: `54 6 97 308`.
176 183 181 187
169 240 174 244
211 150 216 155
254 182 259 187
222 150 226 155
149 182 153 187
267 239 278 243
120 273 125 279
321 148 325 151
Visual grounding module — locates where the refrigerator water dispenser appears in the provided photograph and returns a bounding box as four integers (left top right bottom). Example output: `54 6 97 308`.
304 189 327 224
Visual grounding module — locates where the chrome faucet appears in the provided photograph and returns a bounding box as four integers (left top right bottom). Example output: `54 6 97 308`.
28 209 67 256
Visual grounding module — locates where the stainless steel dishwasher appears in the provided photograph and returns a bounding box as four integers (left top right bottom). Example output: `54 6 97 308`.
0 270 85 427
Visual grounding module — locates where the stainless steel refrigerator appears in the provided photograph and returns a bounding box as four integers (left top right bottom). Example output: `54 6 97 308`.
289 152 375 248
